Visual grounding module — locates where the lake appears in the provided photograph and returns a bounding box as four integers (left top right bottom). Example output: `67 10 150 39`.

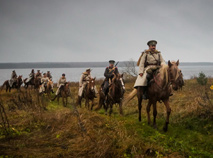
0 64 212 84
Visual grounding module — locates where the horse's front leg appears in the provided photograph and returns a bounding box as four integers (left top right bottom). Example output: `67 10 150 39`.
91 99 94 110
119 100 123 115
137 86 143 122
62 96 65 107
65 96 67 106
146 100 152 125
163 99 171 132
57 96 60 105
85 98 89 109
153 101 157 129
109 102 113 116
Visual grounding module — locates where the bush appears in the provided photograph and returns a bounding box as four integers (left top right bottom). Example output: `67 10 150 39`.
197 72 208 86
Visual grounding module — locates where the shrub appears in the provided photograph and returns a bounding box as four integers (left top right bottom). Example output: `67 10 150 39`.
197 72 208 86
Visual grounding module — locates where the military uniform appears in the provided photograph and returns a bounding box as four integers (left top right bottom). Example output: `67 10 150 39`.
56 76 66 95
102 65 119 95
26 69 35 83
78 69 98 97
35 70 42 78
134 49 165 87
47 71 53 80
9 70 17 87
39 75 50 93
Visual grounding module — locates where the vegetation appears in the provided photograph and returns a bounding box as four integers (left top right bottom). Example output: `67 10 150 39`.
0 77 213 158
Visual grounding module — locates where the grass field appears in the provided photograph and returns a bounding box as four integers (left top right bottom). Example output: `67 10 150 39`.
0 78 213 158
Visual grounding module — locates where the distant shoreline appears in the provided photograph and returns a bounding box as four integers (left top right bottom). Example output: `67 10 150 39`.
0 61 213 69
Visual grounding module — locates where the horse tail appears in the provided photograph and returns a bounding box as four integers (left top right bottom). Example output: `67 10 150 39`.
122 89 137 106
51 95 57 101
1 81 7 91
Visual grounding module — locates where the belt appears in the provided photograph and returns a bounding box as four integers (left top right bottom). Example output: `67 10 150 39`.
146 63 157 66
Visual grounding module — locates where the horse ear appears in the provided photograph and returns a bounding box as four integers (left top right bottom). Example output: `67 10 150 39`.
176 60 179 66
94 77 96 80
168 60 172 67
120 73 123 78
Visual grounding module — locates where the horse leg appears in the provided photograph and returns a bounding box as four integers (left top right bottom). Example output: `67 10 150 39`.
137 87 143 122
146 100 152 125
119 101 123 115
153 101 158 129
57 96 59 105
62 96 65 107
65 96 67 107
91 99 94 110
163 99 171 132
109 103 113 116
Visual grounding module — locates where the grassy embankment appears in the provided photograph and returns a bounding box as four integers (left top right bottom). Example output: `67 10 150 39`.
0 78 213 158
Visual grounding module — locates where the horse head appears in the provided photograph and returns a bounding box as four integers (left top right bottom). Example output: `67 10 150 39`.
111 73 125 96
88 77 96 93
168 60 184 90
17 75 23 86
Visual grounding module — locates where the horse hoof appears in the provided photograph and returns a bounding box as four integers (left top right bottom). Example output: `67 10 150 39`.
153 125 158 129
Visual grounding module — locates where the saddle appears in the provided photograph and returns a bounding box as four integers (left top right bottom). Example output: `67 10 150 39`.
147 66 160 86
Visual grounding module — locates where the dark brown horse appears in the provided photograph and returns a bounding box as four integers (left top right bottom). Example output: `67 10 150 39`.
1 75 23 92
52 82 71 107
24 77 41 89
124 60 184 132
78 78 96 110
98 73 125 115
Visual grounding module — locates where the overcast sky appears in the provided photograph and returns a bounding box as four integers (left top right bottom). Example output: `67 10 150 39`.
0 0 212 63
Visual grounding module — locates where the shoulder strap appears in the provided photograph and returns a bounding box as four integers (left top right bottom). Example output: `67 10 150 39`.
137 52 147 66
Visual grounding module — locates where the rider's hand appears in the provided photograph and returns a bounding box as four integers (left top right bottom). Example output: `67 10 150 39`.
139 73 143 77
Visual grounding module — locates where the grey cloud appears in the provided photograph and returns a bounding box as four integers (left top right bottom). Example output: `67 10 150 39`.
0 0 213 63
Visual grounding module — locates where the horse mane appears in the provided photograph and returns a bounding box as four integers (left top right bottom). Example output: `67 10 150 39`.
159 63 169 86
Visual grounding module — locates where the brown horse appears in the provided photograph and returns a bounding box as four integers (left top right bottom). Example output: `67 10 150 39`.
98 73 125 115
24 77 41 89
123 60 184 132
78 78 96 110
1 75 23 92
52 82 71 106
41 80 54 99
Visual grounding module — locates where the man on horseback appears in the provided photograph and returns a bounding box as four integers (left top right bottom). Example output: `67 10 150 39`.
26 69 35 84
47 71 53 80
9 70 17 87
78 68 98 99
102 60 119 96
39 73 50 94
134 40 165 99
55 73 66 96
35 70 42 78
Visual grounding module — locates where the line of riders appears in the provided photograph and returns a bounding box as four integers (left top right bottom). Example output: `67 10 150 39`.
6 40 183 102
8 59 124 100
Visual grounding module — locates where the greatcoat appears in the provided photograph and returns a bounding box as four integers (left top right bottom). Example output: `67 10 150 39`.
134 49 165 87
78 72 98 97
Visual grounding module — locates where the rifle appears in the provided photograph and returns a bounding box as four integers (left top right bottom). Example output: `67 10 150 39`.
115 61 119 67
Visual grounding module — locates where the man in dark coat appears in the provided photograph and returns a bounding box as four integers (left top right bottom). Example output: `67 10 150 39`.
102 60 119 95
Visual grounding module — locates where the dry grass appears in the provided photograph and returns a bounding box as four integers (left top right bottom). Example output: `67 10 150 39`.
0 78 213 157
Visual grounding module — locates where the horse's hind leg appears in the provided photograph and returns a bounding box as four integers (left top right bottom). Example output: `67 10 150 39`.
146 101 152 125
137 87 143 122
163 99 171 132
153 101 157 129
